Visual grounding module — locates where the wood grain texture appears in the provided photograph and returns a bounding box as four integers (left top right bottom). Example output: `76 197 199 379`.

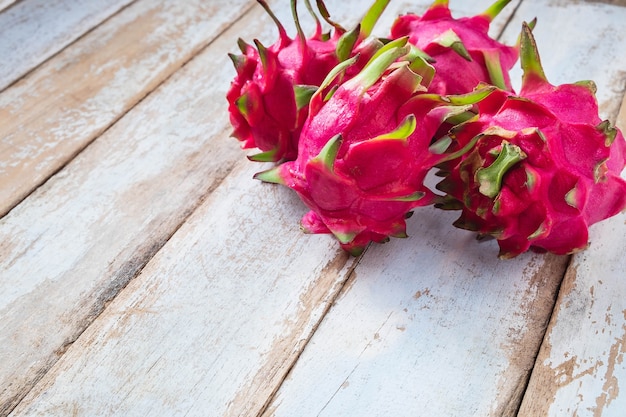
500 0 626 121
0 0 17 13
9 159 356 417
517 90 626 415
0 0 525 415
260 1 626 416
0 0 254 218
0 2 260 413
0 1 380 414
260 211 568 417
506 3 626 413
0 0 134 92
3 0 624 416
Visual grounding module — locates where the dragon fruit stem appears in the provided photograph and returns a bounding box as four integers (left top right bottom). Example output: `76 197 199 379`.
370 114 416 142
520 22 547 87
483 49 507 90
302 0 323 38
315 0 346 32
291 0 307 44
253 166 285 184
312 134 342 171
257 0 290 46
346 38 409 92
431 0 449 7
248 148 279 162
360 0 391 38
482 0 512 22
597 120 618 147
336 25 361 62
476 142 527 198
434 29 472 61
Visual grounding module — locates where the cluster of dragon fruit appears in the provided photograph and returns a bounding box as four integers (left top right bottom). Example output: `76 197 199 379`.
226 0 626 258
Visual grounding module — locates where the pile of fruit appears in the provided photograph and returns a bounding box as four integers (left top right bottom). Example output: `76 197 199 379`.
226 0 626 258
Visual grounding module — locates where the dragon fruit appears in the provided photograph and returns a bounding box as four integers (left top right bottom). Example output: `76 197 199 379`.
226 0 388 162
435 23 626 258
255 39 490 255
390 0 518 95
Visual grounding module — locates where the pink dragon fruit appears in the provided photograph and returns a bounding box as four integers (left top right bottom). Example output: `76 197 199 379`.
255 39 490 255
390 0 518 95
227 0 388 162
435 23 626 258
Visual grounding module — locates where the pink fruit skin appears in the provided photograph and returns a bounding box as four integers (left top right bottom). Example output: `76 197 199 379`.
227 3 381 162
270 53 451 255
227 32 340 161
390 2 518 95
438 86 626 258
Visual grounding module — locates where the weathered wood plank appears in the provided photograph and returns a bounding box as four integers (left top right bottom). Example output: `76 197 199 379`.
0 0 254 218
4 1 623 417
508 2 626 414
8 159 356 417
257 2 626 417
0 0 134 92
0 0 386 414
0 0 17 13
500 0 626 121
517 82 626 415
1 0 516 415
0 2 259 414
259 217 567 417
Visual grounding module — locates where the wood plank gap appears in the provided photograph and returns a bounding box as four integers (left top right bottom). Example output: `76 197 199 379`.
254 252 369 417
514 92 626 417
0 0 257 220
515 42 626 417
510 255 572 417
515 84 626 417
0 0 18 13
3 158 242 417
493 0 525 40
0 1 292 411
0 0 138 94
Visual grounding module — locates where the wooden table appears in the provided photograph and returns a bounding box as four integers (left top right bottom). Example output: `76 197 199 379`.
1 0 625 415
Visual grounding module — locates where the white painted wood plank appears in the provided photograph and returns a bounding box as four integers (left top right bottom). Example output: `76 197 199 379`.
0 0 134 92
0 0 17 13
9 159 355 417
517 91 626 416
0 0 254 218
0 2 259 413
260 213 568 417
1 0 520 415
2 0 406 412
258 2 626 417
500 0 626 121
503 4 626 412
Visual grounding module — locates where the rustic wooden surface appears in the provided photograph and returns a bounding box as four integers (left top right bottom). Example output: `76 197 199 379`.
0 0 135 92
0 0 255 217
0 0 625 416
0 0 16 13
